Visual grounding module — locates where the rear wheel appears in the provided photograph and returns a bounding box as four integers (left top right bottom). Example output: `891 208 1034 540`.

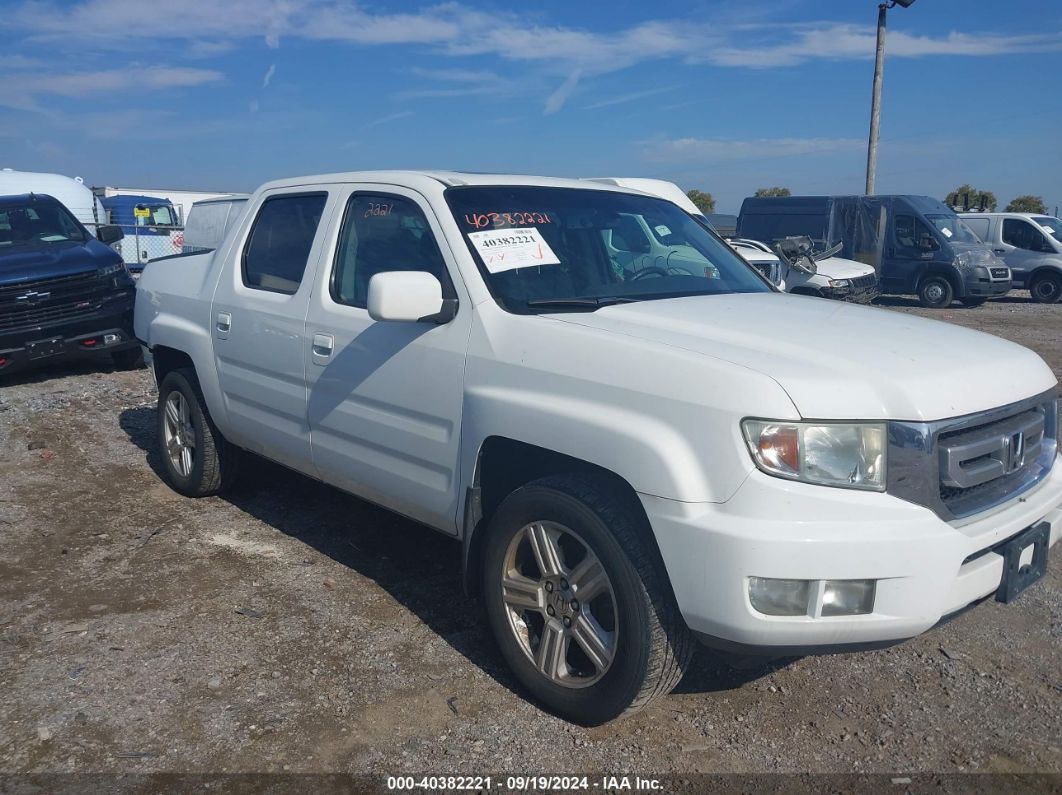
482 474 693 725
157 368 239 497
917 275 954 308
1029 272 1062 304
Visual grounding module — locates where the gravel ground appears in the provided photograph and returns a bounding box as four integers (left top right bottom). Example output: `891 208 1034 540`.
0 294 1060 782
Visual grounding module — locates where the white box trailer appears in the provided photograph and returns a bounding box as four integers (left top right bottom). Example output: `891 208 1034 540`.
0 168 108 232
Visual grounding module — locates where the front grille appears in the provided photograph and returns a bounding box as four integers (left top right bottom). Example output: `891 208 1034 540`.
0 270 101 302
851 274 878 290
0 298 103 332
990 267 1009 280
0 269 124 334
887 392 1059 521
751 262 775 282
937 408 1046 516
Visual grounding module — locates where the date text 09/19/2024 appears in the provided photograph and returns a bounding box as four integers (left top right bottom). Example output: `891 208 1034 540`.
386 775 664 791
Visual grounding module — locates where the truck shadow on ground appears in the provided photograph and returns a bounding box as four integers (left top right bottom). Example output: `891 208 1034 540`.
0 356 126 387
119 404 787 708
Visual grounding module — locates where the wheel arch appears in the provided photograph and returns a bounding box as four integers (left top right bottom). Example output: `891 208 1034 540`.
460 437 660 598
916 266 962 301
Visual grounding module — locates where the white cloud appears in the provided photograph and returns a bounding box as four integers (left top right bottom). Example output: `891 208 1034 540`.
262 64 276 88
544 69 582 115
644 136 865 163
706 24 1062 68
362 110 414 129
6 1 1060 114
585 85 679 110
0 65 223 109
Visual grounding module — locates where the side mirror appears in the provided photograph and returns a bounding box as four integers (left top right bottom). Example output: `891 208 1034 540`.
97 224 124 245
367 271 456 324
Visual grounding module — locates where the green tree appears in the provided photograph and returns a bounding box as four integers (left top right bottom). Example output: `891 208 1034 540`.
754 186 791 198
945 184 997 212
685 189 715 214
1004 195 1047 213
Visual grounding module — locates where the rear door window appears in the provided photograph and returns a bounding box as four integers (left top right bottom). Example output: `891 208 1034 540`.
242 193 328 294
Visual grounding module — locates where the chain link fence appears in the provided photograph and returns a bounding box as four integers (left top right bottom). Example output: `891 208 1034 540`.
115 224 185 270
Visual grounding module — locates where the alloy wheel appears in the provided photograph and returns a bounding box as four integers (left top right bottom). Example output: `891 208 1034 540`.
500 521 618 688
162 391 196 477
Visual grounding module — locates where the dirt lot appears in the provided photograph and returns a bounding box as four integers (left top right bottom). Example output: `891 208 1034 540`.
1 294 1060 782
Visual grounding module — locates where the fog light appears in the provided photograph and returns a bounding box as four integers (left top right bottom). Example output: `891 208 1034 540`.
103 334 120 345
821 579 875 616
749 577 810 616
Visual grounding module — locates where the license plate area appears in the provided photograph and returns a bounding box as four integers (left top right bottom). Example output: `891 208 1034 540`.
26 337 65 360
996 522 1049 603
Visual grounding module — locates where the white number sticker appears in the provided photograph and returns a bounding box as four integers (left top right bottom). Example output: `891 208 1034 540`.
467 227 561 273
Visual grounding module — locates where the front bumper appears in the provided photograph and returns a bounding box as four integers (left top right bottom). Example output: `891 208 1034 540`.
822 282 881 303
962 267 1012 298
642 459 1062 652
0 293 137 374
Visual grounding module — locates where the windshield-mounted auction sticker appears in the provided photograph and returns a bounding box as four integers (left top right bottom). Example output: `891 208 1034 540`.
467 227 561 273
940 227 953 237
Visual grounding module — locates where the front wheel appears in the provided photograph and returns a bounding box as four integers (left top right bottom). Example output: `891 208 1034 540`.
157 368 239 497
917 275 954 308
482 474 693 725
1029 272 1062 304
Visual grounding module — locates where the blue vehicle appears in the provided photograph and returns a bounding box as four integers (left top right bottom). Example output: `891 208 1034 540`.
100 194 181 270
737 195 1013 308
0 193 140 374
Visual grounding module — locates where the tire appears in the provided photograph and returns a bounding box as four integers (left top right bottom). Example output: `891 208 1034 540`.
960 297 986 308
111 347 144 370
1029 272 1062 304
156 368 239 497
917 275 954 308
481 473 693 725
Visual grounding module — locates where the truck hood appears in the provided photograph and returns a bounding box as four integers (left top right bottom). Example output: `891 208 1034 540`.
0 238 120 287
546 293 1056 421
814 256 875 280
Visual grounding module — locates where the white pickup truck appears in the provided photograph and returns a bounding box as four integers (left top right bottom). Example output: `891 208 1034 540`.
134 171 1062 725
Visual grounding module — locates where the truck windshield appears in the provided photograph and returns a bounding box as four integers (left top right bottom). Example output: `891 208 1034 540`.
1032 216 1062 239
137 205 177 226
0 199 88 250
925 214 981 244
446 186 771 313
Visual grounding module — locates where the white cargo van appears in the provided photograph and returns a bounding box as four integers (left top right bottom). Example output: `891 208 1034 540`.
181 195 250 254
961 213 1062 303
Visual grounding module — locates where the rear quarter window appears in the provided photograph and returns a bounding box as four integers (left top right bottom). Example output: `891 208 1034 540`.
242 193 327 294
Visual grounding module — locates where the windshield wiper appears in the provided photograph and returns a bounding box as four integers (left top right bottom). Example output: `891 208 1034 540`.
526 296 639 310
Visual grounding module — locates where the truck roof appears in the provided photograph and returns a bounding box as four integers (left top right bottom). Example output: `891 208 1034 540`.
257 170 642 194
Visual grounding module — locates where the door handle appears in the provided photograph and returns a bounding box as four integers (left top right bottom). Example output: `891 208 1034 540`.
216 311 231 336
993 249 1006 254
311 333 334 364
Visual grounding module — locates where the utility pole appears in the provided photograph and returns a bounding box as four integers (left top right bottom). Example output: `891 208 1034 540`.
865 0 915 196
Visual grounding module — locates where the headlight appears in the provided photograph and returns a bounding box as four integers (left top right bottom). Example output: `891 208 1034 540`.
741 420 886 490
829 279 851 288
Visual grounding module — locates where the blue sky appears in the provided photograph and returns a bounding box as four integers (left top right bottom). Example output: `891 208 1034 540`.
2 0 1060 213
